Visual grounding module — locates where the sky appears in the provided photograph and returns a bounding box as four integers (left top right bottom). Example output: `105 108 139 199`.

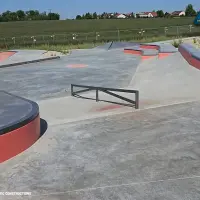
0 0 199 19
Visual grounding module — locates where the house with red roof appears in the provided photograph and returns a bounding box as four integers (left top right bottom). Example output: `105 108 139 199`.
171 11 185 17
137 12 158 18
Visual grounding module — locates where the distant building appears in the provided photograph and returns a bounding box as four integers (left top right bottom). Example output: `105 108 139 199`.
137 12 157 18
116 14 127 19
171 11 185 16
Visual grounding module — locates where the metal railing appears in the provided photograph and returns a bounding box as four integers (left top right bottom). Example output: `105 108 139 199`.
71 84 139 109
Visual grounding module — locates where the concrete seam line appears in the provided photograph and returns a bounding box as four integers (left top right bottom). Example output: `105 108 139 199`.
31 175 200 197
49 99 200 127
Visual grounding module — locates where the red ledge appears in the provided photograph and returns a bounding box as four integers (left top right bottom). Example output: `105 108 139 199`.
0 115 40 163
140 44 160 50
179 46 200 70
124 49 156 60
124 49 142 55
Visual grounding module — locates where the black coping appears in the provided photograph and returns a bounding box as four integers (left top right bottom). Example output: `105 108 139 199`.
0 91 39 135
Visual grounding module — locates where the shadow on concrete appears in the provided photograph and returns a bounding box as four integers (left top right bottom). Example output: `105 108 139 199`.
40 118 48 137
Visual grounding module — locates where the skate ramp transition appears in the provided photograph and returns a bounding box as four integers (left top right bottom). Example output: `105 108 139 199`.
179 43 200 70
2 42 200 199
0 91 40 163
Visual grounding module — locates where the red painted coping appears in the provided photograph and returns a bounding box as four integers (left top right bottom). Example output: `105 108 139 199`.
0 51 16 62
141 55 157 60
0 115 40 163
158 52 173 59
140 44 160 50
124 49 142 55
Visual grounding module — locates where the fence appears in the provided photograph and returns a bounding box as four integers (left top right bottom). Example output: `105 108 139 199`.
0 25 199 48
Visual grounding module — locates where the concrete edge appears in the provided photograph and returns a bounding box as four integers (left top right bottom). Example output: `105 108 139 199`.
178 43 200 69
0 56 60 68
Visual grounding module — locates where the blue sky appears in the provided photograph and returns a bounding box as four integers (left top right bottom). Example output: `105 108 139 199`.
0 0 199 19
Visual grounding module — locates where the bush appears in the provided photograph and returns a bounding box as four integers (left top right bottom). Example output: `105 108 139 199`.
172 39 183 48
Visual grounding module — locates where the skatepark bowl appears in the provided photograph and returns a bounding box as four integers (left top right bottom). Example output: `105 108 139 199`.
1 41 200 199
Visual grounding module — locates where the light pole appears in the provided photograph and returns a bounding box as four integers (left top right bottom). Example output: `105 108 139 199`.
164 27 168 36
139 29 145 37
189 25 193 32
12 37 16 45
51 35 55 44
96 32 100 41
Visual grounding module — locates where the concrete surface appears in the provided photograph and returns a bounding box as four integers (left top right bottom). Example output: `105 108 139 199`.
1 42 200 200
1 101 200 200
129 52 200 108
0 49 140 101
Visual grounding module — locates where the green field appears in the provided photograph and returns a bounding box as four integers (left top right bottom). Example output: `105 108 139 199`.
0 17 195 36
0 17 199 48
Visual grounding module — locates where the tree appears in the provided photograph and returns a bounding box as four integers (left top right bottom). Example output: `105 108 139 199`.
76 15 82 20
92 12 97 19
164 12 171 18
26 10 40 20
157 10 164 18
85 12 92 19
48 13 60 20
185 4 196 16
16 10 25 20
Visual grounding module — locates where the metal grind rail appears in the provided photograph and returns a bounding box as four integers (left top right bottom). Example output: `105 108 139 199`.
71 84 139 109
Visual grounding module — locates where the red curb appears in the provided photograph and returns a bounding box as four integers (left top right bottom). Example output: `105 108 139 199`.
0 115 40 163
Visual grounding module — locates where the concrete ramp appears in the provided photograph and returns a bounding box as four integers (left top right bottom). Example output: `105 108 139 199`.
0 51 16 62
129 52 200 108
95 41 138 50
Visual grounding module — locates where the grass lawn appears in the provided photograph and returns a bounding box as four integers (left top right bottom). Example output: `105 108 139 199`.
0 17 195 38
2 36 180 53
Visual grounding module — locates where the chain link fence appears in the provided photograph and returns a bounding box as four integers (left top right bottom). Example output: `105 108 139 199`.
0 25 199 48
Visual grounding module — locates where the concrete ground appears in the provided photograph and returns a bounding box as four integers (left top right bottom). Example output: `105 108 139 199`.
1 42 200 200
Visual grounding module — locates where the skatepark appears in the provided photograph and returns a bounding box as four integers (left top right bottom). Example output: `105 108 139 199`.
1 40 200 199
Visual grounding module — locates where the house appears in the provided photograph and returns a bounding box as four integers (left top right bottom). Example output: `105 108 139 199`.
116 14 127 19
137 12 157 18
171 11 185 16
125 12 136 18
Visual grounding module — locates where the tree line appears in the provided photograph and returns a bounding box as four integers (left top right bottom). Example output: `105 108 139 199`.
76 4 198 19
0 10 60 22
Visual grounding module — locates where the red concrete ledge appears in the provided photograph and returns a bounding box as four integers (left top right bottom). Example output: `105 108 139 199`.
179 44 200 70
140 44 160 50
0 115 40 163
124 49 142 55
0 91 40 163
124 49 156 60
